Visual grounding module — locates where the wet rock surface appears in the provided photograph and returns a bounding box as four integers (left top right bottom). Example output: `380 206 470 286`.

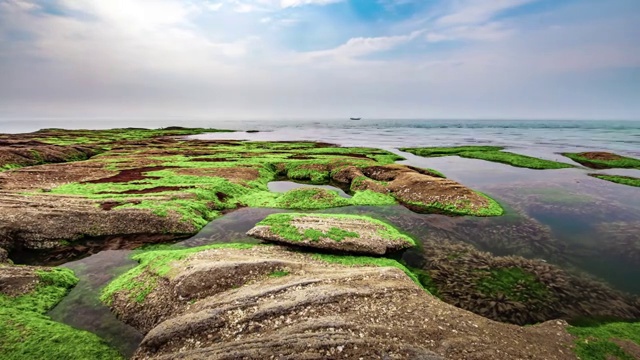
247 213 414 255
108 245 577 360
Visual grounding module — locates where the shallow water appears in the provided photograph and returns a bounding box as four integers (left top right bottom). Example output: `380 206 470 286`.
43 119 640 356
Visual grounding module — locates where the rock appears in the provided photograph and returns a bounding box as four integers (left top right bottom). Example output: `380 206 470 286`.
0 247 8 263
0 265 47 297
357 164 499 216
247 213 415 255
331 166 365 183
106 245 577 360
0 193 196 251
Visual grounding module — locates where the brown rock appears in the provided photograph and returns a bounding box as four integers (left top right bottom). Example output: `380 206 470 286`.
108 246 577 360
246 214 414 255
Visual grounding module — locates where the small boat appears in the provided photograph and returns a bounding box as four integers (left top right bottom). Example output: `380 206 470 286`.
350 117 362 120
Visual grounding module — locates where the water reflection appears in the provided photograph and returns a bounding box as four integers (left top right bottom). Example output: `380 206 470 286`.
48 251 143 358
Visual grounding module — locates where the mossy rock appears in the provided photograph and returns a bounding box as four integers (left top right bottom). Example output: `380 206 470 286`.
247 213 415 255
589 174 640 188
0 266 123 359
403 146 574 170
564 152 640 169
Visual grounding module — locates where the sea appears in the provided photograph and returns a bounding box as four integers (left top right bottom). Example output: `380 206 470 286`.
4 118 639 356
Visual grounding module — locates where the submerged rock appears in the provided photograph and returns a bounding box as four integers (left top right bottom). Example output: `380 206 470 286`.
105 245 576 360
407 239 640 325
247 213 415 255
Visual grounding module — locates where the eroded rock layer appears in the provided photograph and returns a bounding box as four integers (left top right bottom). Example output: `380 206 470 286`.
106 245 576 360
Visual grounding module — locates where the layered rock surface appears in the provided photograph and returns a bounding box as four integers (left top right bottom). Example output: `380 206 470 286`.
105 245 577 360
247 213 415 255
0 129 502 259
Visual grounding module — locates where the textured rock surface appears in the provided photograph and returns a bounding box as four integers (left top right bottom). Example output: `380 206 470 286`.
0 247 8 263
108 245 577 360
247 214 414 255
0 192 195 252
0 265 46 297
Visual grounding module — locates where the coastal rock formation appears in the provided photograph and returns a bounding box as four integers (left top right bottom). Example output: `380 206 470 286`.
0 140 99 171
104 245 576 360
247 213 415 255
0 128 503 261
562 151 640 169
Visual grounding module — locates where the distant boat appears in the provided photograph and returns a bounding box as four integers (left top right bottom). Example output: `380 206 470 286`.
350 117 362 120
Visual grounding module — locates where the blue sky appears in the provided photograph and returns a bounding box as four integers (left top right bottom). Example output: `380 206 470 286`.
0 0 639 120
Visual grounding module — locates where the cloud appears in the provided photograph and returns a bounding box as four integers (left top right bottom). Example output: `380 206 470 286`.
0 0 638 120
436 0 536 26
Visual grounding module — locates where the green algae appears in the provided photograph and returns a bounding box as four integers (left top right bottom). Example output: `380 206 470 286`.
476 267 550 303
589 174 640 188
255 213 415 245
402 146 504 157
349 190 398 206
563 152 640 169
568 321 640 360
30 127 233 146
45 141 411 228
268 270 291 278
402 146 574 170
312 253 426 292
406 267 440 296
0 309 123 360
404 192 504 217
1 164 21 172
0 267 122 360
101 243 257 305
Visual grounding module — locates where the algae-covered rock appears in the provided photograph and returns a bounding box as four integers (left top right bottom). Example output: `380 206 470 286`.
0 265 123 360
359 164 503 216
247 213 415 255
103 244 576 360
563 151 640 169
403 146 574 170
0 128 503 258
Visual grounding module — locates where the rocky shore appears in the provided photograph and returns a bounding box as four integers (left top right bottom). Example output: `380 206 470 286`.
1 128 639 360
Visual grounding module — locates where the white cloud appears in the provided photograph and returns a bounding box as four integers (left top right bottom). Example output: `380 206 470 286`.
437 0 535 26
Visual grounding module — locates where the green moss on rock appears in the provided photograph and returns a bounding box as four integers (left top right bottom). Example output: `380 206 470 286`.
589 174 640 188
563 152 640 169
101 243 257 305
255 213 415 246
568 321 640 360
403 146 573 170
0 267 122 360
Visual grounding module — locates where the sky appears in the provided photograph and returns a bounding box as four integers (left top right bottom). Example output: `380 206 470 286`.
0 0 639 121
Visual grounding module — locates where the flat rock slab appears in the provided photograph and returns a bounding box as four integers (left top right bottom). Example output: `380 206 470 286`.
247 213 415 255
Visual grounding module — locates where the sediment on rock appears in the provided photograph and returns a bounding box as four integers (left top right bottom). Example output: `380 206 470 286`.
105 245 576 360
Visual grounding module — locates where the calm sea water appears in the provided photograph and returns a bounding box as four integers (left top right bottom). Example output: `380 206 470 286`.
37 119 639 357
